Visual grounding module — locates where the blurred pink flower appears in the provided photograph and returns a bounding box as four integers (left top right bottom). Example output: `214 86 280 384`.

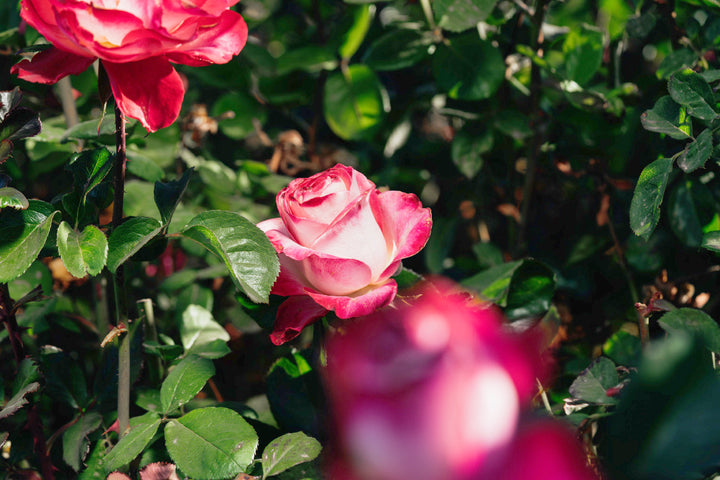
11 0 247 132
323 282 598 480
258 164 431 345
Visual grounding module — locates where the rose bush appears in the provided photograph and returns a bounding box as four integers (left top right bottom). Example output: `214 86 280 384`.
11 0 247 131
258 164 432 345
324 282 598 480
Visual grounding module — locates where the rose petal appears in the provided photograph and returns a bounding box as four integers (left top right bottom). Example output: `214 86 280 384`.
272 255 309 296
261 223 374 296
311 191 391 281
102 58 185 132
377 190 432 261
20 0 90 56
11 47 95 84
306 281 397 318
503 421 598 480
165 10 248 66
270 296 328 345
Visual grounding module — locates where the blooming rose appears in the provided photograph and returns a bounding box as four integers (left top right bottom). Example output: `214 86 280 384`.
257 164 432 345
11 0 247 132
323 283 598 480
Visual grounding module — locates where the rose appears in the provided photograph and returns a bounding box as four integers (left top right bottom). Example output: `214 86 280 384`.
11 0 247 132
257 164 432 345
323 282 598 480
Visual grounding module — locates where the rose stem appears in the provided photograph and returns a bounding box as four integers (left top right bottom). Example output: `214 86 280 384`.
0 284 55 480
140 298 162 383
112 103 131 438
515 0 549 257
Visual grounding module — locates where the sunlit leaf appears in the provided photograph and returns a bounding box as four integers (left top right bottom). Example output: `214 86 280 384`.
629 158 673 240
56 221 108 278
324 65 386 140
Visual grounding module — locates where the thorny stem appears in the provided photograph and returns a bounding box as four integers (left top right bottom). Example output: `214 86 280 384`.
516 0 549 256
0 284 55 479
112 104 131 438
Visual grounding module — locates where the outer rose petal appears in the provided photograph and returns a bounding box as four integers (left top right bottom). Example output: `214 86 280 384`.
377 190 432 261
166 10 248 66
503 421 598 480
306 280 397 319
270 296 328 345
102 58 185 132
11 48 95 84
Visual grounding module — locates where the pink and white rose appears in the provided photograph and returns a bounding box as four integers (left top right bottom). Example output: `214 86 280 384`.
258 164 432 345
323 282 598 480
11 0 247 132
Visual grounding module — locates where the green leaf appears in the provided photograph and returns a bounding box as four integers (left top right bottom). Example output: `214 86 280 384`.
658 308 720 352
181 211 280 303
165 407 258 479
668 69 718 121
126 151 164 182
56 222 108 278
678 128 713 172
63 412 103 471
212 92 268 140
60 115 116 142
435 0 498 32
275 46 337 75
656 48 696 79
563 25 604 86
493 110 533 140
103 413 162 473
160 355 215 414
432 34 505 100
667 180 703 247
462 260 522 304
179 305 230 358
0 200 59 283
603 330 642 367
154 169 193 226
261 432 322 479
629 158 673 240
364 29 432 71
0 187 28 210
451 126 493 179
0 358 41 420
640 96 693 140
41 350 89 410
65 148 114 205
323 64 386 140
0 106 41 162
338 5 374 60
106 217 163 273
568 357 619 405
504 260 556 320
266 353 321 436
701 231 720 252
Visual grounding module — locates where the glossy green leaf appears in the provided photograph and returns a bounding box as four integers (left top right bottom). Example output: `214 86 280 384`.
603 330 642 367
275 46 337 75
364 29 432 71
181 211 279 304
659 308 720 352
160 355 215 414
432 34 505 100
563 25 604 86
451 127 493 179
266 353 321 436
569 357 619 405
179 304 230 358
324 65 386 140
0 358 40 420
56 222 108 278
63 412 103 471
701 231 720 252
640 96 693 140
462 260 522 304
103 413 162 472
0 106 41 160
106 217 163 273
656 48 696 79
629 158 673 240
435 0 498 32
667 181 703 247
678 128 713 172
165 407 258 479
65 148 114 205
0 200 58 283
668 69 718 121
0 186 28 210
261 432 322 479
338 5 374 60
126 151 164 182
154 168 193 226
504 260 556 320
60 115 116 142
